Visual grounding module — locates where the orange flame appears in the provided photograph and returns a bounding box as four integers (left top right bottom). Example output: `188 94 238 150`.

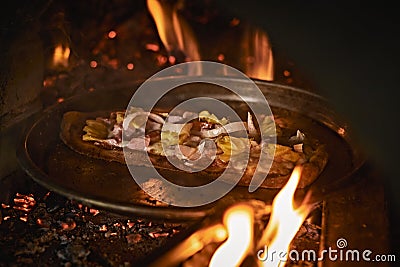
206 167 311 267
147 0 174 52
242 26 274 81
171 7 201 62
257 166 312 267
209 204 254 267
53 44 70 68
147 0 201 74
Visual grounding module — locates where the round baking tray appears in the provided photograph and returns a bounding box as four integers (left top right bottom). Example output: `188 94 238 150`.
17 77 365 221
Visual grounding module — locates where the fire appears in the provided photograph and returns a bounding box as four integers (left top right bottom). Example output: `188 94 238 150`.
53 44 70 68
242 27 274 81
147 0 201 74
147 0 277 79
208 166 311 267
209 204 254 267
257 166 312 267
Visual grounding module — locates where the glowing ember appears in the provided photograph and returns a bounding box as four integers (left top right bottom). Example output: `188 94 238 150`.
149 232 169 238
90 60 98 68
127 221 135 228
156 55 168 66
283 70 291 77
89 208 100 216
43 192 51 200
257 166 312 267
13 193 36 213
36 218 50 228
337 127 346 136
61 220 76 231
209 204 254 267
230 18 240 27
19 215 28 222
168 56 176 64
126 63 135 70
99 225 108 232
108 30 117 39
43 77 56 87
145 43 160 52
53 44 70 68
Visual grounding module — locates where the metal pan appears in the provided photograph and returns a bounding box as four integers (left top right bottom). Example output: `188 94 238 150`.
17 77 365 221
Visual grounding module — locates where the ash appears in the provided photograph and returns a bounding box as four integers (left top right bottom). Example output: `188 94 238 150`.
0 171 187 267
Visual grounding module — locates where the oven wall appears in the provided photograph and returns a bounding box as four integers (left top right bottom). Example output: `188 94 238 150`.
0 3 44 179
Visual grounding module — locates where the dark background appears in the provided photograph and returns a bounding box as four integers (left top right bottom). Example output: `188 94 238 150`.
216 0 400 251
1 0 399 258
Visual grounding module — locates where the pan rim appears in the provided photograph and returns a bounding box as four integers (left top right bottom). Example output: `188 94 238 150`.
17 77 366 221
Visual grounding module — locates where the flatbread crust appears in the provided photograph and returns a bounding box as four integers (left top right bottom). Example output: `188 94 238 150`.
60 111 328 188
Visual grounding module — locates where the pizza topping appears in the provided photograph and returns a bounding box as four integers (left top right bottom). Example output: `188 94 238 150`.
61 108 329 189
165 115 184 124
216 135 251 162
126 136 150 151
147 142 164 156
145 120 162 132
247 112 258 137
293 143 303 153
162 122 190 134
177 145 199 160
123 112 150 130
198 110 228 125
83 120 109 139
146 130 161 144
261 143 276 159
182 111 198 120
160 131 179 146
93 138 121 150
289 130 305 144
109 124 123 142
115 112 125 125
260 115 277 137
80 108 316 170
200 121 247 138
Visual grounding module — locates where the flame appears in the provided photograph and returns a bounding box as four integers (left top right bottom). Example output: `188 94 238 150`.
147 0 174 52
242 26 274 81
206 167 311 267
171 6 201 62
147 0 201 74
257 166 312 267
209 204 254 267
53 44 70 68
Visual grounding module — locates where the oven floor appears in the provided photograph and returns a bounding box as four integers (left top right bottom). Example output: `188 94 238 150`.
0 169 190 266
0 162 395 267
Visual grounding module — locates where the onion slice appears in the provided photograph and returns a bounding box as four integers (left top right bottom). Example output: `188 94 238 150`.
162 122 186 133
123 112 165 130
247 112 257 136
201 121 247 138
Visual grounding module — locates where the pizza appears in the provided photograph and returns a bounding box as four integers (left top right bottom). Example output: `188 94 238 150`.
59 107 328 188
